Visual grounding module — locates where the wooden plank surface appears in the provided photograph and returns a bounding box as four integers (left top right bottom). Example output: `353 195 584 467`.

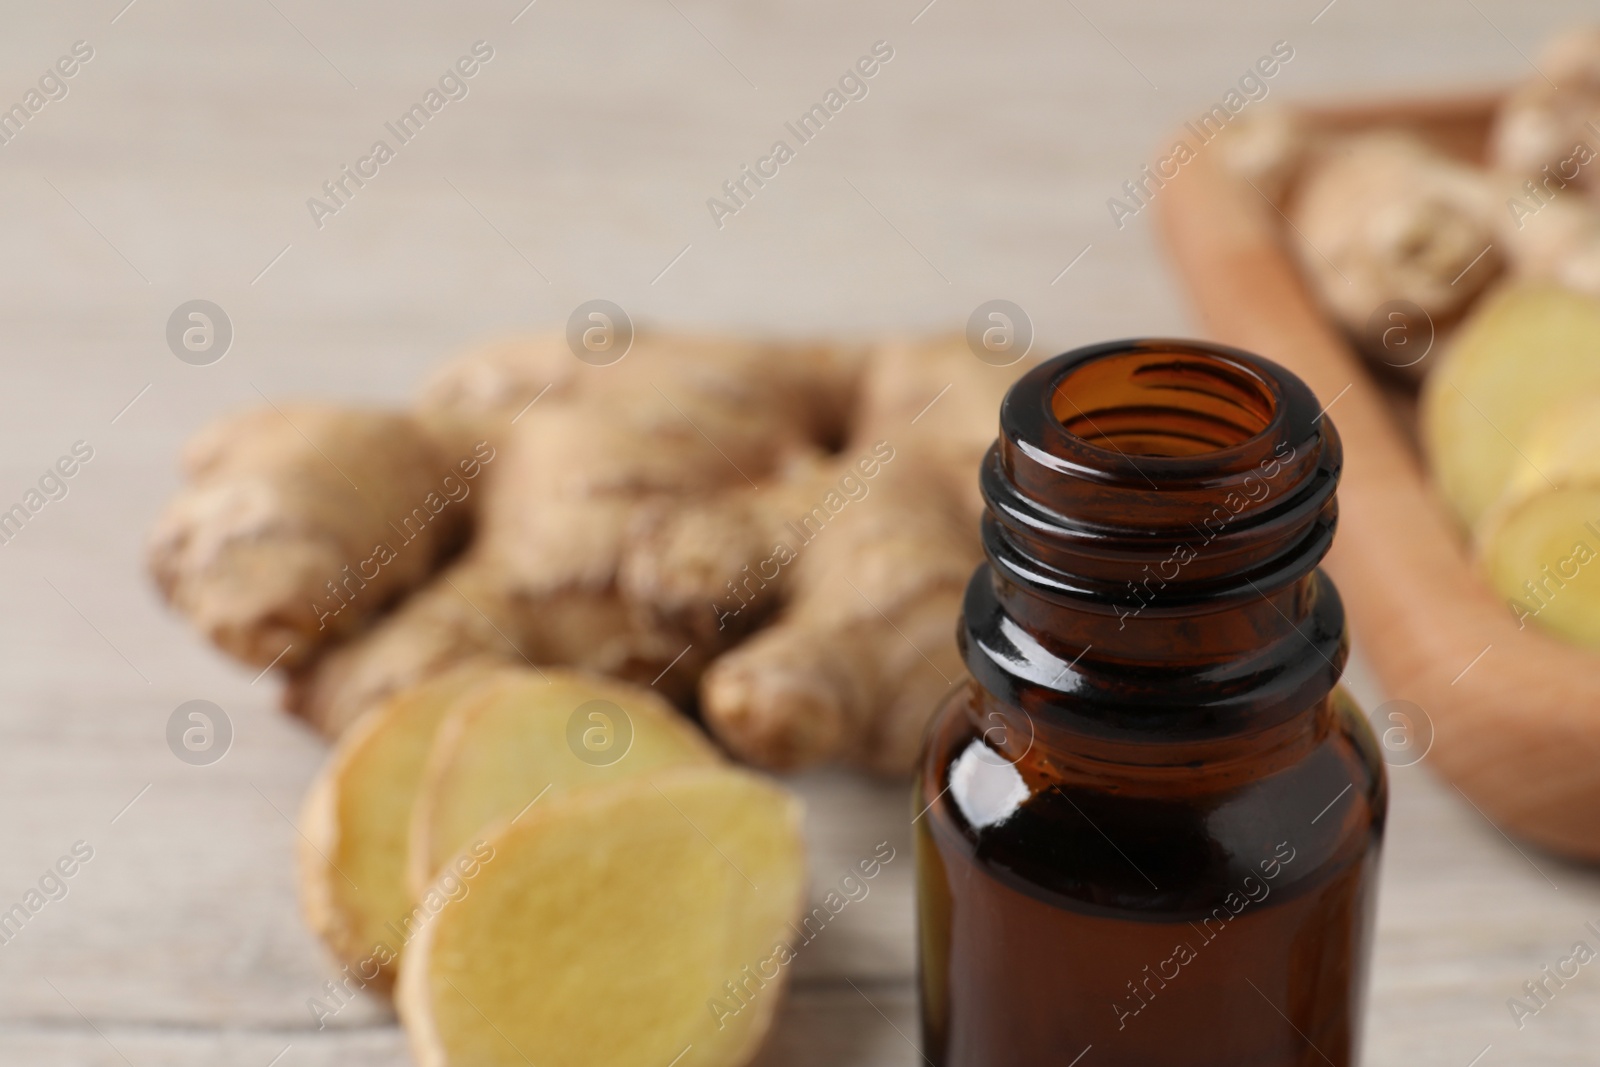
2 1 1599 1063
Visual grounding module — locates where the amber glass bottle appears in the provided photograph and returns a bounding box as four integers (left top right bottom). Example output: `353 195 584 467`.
916 340 1386 1067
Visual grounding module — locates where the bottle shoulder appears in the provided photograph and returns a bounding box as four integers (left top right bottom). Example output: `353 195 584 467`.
917 680 1387 918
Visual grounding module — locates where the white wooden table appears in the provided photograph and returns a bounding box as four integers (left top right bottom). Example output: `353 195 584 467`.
2 0 1598 1062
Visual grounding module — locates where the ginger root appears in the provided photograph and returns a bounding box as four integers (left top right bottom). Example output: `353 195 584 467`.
1494 173 1600 298
697 454 975 774
1491 27 1600 199
1289 132 1503 336
1482 28 1600 298
278 333 865 736
1217 103 1311 207
622 337 1003 772
148 406 471 669
152 330 1021 772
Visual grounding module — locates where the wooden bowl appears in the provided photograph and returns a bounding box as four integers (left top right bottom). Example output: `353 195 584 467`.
1156 93 1600 862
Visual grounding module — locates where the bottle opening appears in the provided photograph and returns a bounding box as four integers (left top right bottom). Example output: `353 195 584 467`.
1050 348 1276 458
970 339 1347 733
984 339 1340 618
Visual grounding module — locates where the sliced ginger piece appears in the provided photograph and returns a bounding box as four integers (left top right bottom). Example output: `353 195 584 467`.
298 662 510 986
1422 281 1600 528
408 669 718 896
1477 395 1600 648
397 767 806 1067
1481 490 1600 645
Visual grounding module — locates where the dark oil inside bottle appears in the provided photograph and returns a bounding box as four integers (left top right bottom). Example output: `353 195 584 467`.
915 341 1386 1066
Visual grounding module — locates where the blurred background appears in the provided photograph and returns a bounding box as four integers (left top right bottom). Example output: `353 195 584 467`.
3 0 1600 1063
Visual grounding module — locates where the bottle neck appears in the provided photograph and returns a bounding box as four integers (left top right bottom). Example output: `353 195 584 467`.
962 339 1346 753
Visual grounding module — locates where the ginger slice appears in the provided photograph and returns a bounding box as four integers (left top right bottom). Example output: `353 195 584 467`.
407 670 718 896
297 662 509 987
1477 396 1600 648
1421 281 1600 529
397 767 806 1067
